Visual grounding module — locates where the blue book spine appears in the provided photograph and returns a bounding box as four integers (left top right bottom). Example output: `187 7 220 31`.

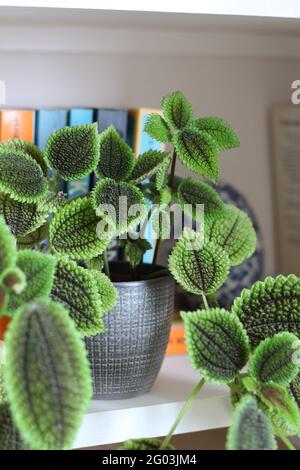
66 109 94 199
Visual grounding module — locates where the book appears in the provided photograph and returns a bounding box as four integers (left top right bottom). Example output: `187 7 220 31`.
0 109 35 142
165 322 187 357
66 108 94 199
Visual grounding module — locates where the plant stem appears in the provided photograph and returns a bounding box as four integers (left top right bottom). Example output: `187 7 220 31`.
152 238 161 267
277 433 296 450
160 377 206 449
201 293 209 310
169 150 177 193
103 250 110 279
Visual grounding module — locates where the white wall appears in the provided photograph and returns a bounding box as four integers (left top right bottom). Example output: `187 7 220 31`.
0 51 299 276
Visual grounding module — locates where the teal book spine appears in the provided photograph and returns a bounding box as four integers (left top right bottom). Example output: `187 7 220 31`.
66 109 94 199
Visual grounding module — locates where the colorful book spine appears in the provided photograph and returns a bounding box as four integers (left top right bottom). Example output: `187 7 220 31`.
66 109 94 199
0 110 35 142
165 323 187 357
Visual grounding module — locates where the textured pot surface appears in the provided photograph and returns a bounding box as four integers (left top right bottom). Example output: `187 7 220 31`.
86 264 175 399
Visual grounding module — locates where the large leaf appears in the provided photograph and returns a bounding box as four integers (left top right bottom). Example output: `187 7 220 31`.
177 177 225 220
8 250 56 313
144 114 172 143
226 396 276 450
205 204 256 267
96 125 135 181
162 91 192 129
44 123 99 180
50 197 112 260
0 138 48 175
0 402 25 450
51 256 104 336
121 438 174 450
173 128 219 182
249 333 300 386
193 117 240 151
168 229 229 295
91 178 147 235
233 274 300 348
4 300 92 450
0 149 48 203
129 150 170 184
0 216 17 271
182 308 249 383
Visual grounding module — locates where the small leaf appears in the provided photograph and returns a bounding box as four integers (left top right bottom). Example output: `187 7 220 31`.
233 274 300 348
162 91 192 129
96 125 135 181
121 438 174 450
90 270 117 313
0 402 25 450
91 178 147 235
0 217 17 271
85 255 104 271
226 396 276 450
193 117 240 151
0 138 48 175
0 149 48 203
182 308 249 384
205 204 256 267
4 300 92 450
8 250 56 313
144 114 172 143
173 128 219 182
129 150 170 184
44 123 99 180
168 229 229 295
249 333 300 386
50 197 112 260
124 239 152 269
51 256 104 336
155 154 171 191
177 177 225 220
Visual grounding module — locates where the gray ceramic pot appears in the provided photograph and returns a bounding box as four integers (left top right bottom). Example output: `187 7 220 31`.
85 264 175 399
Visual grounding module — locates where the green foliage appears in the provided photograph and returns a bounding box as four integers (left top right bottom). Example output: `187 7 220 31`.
0 402 25 450
290 373 300 408
169 230 229 295
144 114 172 143
129 150 170 184
16 223 49 250
44 123 99 180
181 309 249 384
193 117 240 151
177 177 225 219
173 128 219 182
233 274 300 348
121 438 174 450
90 270 117 314
226 396 276 450
8 250 56 313
205 204 256 267
85 255 104 271
91 178 147 235
0 138 48 175
124 238 152 269
0 149 48 203
4 299 92 450
96 126 135 181
155 154 171 191
1 267 26 294
249 333 300 386
50 197 112 260
0 216 17 272
51 256 104 336
162 91 192 130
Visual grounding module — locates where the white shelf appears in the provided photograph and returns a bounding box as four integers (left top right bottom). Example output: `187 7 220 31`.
73 356 231 448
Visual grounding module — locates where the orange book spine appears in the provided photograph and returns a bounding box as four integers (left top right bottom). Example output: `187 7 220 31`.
0 110 35 142
165 323 187 357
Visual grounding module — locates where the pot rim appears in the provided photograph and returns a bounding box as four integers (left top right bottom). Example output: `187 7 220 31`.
108 262 174 288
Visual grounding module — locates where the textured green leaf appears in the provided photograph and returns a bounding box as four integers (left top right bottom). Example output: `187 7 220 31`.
173 128 219 182
290 373 300 409
90 270 117 313
0 217 17 272
177 177 225 220
0 138 47 175
162 91 192 129
144 114 172 143
169 229 229 295
51 256 104 336
85 255 104 271
8 250 56 313
233 274 300 348
249 333 300 386
155 154 171 191
0 402 25 450
0 149 48 203
129 150 170 184
45 123 99 180
1 267 26 294
17 223 49 250
96 125 135 181
182 308 249 383
4 300 92 450
205 204 256 266
193 117 240 151
121 438 174 450
124 239 152 269
91 178 147 235
226 396 276 450
50 197 112 260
